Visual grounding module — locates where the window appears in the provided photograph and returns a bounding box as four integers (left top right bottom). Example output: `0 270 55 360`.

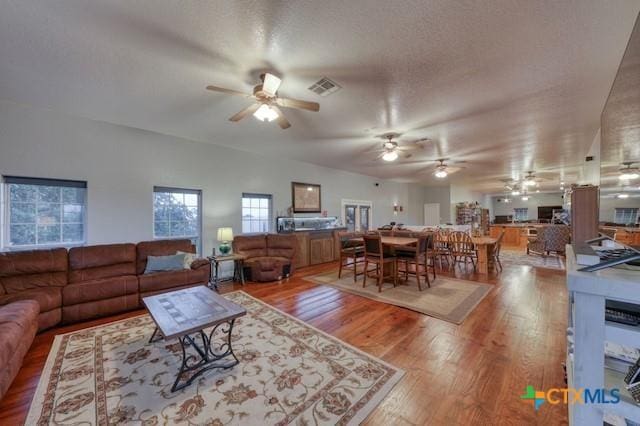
3 176 87 248
242 193 272 233
153 187 202 253
614 208 639 225
514 208 528 222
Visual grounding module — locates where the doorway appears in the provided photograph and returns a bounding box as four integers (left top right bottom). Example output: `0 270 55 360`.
424 203 440 226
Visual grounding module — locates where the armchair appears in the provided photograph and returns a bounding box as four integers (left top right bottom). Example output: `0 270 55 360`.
527 225 571 257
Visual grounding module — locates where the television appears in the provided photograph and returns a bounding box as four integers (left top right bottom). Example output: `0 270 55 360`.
538 205 563 221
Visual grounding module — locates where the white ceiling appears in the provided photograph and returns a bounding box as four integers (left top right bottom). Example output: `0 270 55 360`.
0 1 639 193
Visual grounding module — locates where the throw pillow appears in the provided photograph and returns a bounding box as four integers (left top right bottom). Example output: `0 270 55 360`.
177 250 197 269
144 253 186 274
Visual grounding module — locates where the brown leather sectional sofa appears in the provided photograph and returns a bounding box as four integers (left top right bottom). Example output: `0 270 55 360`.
233 234 297 282
0 239 210 400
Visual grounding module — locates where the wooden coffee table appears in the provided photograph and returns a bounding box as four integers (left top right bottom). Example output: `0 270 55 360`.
142 286 246 392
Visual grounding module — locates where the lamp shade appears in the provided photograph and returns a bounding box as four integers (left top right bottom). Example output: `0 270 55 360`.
217 227 234 242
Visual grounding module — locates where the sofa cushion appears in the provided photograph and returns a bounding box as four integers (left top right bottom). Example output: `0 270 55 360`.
266 234 296 259
0 300 39 400
0 286 61 313
0 248 67 293
233 235 267 259
138 268 209 294
63 275 139 306
68 243 136 283
136 240 195 275
245 256 292 267
144 254 186 274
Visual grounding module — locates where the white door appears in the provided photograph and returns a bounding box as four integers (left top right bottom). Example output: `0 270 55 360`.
424 203 440 226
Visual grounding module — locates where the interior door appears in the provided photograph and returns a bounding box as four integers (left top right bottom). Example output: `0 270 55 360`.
424 203 440 226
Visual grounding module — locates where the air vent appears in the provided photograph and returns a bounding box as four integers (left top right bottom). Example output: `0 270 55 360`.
308 77 341 96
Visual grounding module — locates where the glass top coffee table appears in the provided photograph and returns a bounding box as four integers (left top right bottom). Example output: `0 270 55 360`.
142 286 246 392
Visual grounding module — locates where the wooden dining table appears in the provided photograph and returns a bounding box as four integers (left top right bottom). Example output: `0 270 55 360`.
349 236 418 281
440 235 498 274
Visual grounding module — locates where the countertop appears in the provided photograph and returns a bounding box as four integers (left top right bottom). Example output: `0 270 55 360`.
278 227 347 234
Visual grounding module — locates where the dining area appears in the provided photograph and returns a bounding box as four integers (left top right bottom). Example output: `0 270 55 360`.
337 228 505 293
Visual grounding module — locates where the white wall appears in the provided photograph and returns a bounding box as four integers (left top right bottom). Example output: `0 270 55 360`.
0 100 415 254
599 195 640 223
581 129 601 185
491 192 564 220
406 183 426 225
423 186 452 224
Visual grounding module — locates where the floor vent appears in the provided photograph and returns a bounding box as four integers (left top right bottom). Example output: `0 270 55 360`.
308 77 341 96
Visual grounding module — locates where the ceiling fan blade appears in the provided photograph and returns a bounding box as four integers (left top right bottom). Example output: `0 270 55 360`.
276 97 320 112
206 85 253 98
270 105 291 129
229 103 260 122
262 73 282 96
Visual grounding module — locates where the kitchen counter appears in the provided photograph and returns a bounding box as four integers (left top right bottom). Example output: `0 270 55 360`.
278 227 347 233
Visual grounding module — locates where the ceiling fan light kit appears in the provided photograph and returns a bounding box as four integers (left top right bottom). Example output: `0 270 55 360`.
382 151 399 162
253 104 279 122
434 168 448 178
206 72 320 129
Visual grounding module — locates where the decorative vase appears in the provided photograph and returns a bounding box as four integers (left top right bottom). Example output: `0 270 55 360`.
219 242 231 255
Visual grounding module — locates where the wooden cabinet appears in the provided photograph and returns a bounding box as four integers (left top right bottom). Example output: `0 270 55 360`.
309 234 334 265
289 230 342 268
293 232 310 269
489 226 522 246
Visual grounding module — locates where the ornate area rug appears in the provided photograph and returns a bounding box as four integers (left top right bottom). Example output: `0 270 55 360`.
26 291 403 425
305 271 491 324
500 248 565 270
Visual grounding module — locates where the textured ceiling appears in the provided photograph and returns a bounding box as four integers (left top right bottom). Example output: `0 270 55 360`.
0 1 639 193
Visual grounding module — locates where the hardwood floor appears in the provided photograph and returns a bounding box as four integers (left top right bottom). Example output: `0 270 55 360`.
0 260 568 425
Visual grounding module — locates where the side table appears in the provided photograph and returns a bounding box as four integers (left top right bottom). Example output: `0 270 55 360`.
208 254 246 290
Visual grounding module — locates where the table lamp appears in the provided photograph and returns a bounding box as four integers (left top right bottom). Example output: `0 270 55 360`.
217 227 233 255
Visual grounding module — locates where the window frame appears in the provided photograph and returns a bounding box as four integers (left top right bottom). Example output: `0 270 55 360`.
241 193 273 234
614 207 639 225
153 186 203 254
2 176 88 250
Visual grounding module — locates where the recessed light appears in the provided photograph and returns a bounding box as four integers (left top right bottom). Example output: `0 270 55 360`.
512 190 520 196
521 196 529 201
617 193 630 199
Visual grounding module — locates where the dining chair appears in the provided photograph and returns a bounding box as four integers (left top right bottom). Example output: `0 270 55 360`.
490 231 505 272
433 230 451 269
362 234 397 292
449 231 477 271
396 234 433 290
337 231 365 282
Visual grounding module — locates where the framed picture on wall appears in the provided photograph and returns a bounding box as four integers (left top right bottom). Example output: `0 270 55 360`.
292 182 321 213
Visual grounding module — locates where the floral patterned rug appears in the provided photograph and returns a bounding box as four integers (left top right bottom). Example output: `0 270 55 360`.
26 291 404 425
500 248 565 270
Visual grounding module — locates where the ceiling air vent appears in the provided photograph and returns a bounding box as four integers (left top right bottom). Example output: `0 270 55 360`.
308 77 341 96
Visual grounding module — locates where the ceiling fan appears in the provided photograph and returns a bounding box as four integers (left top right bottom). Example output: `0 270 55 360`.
371 135 429 162
521 171 547 187
618 162 640 180
206 72 320 129
421 158 466 178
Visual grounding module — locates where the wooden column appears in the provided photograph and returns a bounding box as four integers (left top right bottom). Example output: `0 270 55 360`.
570 186 599 245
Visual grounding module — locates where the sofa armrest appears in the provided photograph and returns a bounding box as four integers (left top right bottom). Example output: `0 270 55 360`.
190 258 210 270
